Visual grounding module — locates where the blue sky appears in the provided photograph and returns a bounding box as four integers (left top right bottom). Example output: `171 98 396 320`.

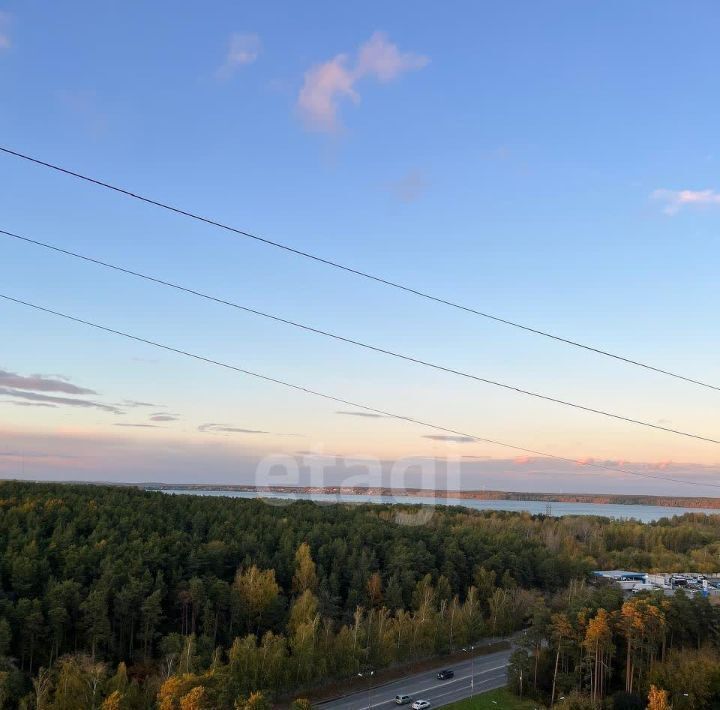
1 1 719 492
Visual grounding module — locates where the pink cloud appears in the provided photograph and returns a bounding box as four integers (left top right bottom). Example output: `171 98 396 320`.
297 54 358 132
297 32 428 132
652 188 720 215
2 426 720 495
356 31 429 82
0 12 11 51
575 457 595 466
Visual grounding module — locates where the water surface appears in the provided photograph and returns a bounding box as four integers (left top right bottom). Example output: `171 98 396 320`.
160 488 720 523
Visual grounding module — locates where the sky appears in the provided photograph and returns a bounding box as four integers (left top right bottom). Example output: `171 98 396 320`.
1 1 719 494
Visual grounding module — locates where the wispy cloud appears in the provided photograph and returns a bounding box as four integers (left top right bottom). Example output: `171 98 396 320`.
0 367 125 413
387 169 428 203
0 12 11 51
336 410 385 419
354 32 428 80
123 400 159 408
1 400 58 408
652 188 720 215
0 451 80 461
0 387 122 413
115 423 161 429
0 368 95 395
293 450 357 460
218 33 261 78
199 423 269 434
297 31 428 132
5 426 720 493
150 414 179 422
422 435 476 444
57 90 109 137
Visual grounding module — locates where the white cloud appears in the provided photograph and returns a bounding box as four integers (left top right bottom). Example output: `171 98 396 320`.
218 32 261 78
297 31 429 132
652 188 720 215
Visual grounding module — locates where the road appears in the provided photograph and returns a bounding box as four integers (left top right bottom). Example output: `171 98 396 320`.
318 646 513 710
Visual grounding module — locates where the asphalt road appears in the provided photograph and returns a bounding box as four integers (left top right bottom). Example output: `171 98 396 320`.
319 647 513 710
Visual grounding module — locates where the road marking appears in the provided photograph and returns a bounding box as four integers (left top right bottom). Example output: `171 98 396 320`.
429 672 506 702
395 663 508 699
348 662 509 710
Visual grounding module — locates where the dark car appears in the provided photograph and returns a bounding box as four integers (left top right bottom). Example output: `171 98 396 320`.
437 669 454 680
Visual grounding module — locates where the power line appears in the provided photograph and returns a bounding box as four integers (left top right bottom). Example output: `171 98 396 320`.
2 226 718 446
1 290 719 491
1 145 717 393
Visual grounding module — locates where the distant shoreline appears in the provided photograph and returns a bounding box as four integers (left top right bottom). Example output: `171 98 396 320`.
143 483 720 509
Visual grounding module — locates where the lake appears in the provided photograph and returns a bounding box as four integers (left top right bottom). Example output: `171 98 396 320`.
159 488 720 523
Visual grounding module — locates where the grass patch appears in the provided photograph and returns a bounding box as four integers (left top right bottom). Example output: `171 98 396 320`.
444 687 544 709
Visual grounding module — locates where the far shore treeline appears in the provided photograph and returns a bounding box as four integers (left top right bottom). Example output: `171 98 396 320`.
143 482 720 510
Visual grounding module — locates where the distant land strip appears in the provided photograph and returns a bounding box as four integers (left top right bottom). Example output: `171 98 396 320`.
142 484 720 510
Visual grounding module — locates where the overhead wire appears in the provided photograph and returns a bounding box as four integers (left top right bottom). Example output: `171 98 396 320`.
1 145 717 392
1 291 719 491
1 227 717 445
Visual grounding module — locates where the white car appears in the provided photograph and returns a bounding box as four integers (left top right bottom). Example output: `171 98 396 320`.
411 701 430 710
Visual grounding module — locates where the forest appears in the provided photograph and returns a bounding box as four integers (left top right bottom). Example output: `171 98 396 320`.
507 582 720 709
2 481 720 708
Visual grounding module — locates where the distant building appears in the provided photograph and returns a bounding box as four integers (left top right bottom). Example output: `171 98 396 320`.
595 570 720 598
593 570 647 583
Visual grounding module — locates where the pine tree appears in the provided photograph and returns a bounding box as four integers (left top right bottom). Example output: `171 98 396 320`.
141 589 164 659
81 588 111 661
